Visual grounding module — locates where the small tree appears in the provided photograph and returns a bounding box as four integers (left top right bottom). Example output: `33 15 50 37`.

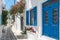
10 0 25 22
2 10 8 26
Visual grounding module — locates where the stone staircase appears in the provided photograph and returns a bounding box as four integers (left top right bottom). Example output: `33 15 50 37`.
16 34 27 40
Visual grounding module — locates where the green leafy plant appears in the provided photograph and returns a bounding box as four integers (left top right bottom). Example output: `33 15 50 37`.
10 2 25 21
2 10 8 26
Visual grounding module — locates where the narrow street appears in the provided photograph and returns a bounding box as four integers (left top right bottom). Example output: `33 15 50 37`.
0 27 17 40
0 0 59 40
0 25 27 40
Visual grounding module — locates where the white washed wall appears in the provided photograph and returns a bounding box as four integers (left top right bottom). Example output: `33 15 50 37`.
31 0 47 37
25 0 56 40
11 14 22 36
25 0 32 10
25 0 47 37
0 0 3 38
0 0 2 26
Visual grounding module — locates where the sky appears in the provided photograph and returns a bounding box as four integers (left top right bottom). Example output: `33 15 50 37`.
4 0 17 10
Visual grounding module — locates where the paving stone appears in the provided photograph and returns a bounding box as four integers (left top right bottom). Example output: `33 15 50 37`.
16 34 27 39
0 28 17 40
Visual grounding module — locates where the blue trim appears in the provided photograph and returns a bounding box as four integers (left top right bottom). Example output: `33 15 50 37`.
42 1 59 40
30 6 37 26
26 7 37 26
59 1 60 39
26 11 29 25
30 8 34 25
33 7 37 26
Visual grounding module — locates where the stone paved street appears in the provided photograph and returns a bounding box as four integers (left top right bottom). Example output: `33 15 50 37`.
0 27 17 40
0 25 28 40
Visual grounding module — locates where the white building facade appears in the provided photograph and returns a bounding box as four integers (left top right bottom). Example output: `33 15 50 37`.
0 0 3 26
0 0 5 26
25 0 57 40
0 0 5 38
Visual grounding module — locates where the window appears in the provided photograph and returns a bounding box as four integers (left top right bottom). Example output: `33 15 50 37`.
26 6 37 26
30 9 34 25
53 8 58 24
45 11 48 23
30 7 37 26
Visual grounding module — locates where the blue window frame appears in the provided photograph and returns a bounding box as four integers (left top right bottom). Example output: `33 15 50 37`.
30 9 34 25
30 6 37 26
26 6 37 26
52 8 58 24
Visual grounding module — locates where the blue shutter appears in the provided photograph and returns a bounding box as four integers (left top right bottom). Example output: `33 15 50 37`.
30 9 34 25
30 6 37 26
33 7 37 26
26 11 29 25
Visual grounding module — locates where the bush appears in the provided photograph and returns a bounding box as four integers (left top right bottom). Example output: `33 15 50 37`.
2 10 8 25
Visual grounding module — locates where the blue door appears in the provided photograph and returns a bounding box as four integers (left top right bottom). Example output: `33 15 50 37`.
50 2 59 39
42 6 52 37
42 2 59 40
